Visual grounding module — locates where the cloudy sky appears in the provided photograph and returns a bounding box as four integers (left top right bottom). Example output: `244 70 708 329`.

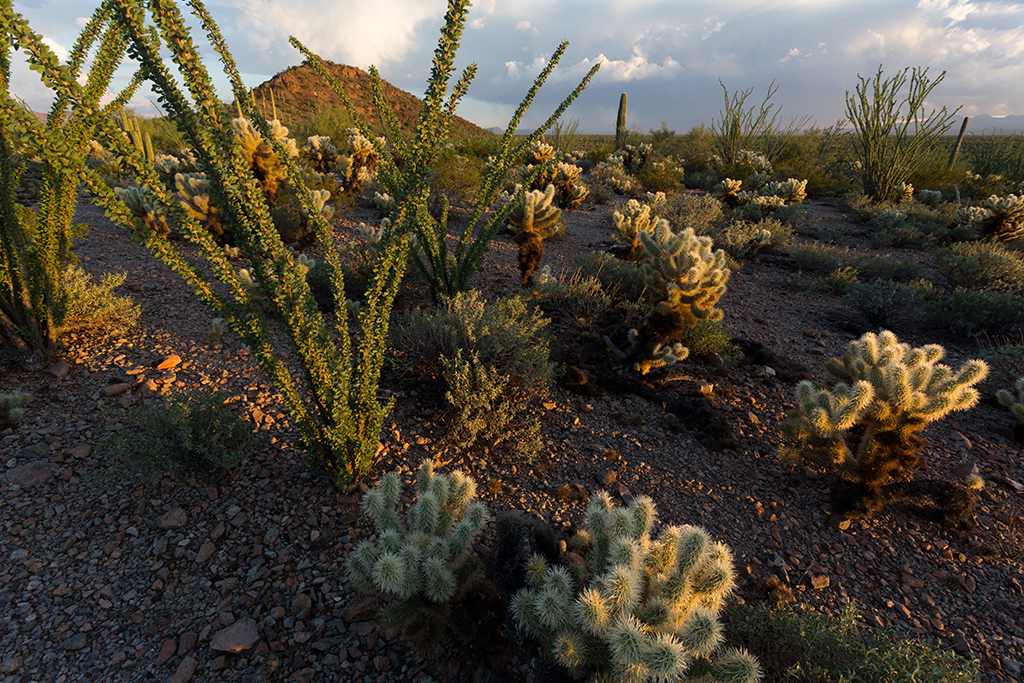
8 0 1024 134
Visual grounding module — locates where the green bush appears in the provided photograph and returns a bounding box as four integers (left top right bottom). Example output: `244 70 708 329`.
103 389 254 479
0 390 29 428
569 251 649 302
925 289 1024 337
843 280 925 327
57 265 140 338
817 266 860 296
676 318 737 360
727 601 979 683
395 291 553 458
937 241 1024 292
788 243 853 274
857 256 924 282
660 192 725 235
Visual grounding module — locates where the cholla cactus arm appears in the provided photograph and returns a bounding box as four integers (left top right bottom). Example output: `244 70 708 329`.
976 193 1024 241
362 471 403 533
997 377 1024 423
509 184 563 287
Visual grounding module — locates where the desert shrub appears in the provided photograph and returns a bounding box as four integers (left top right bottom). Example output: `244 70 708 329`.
677 318 737 360
660 192 725 235
534 271 612 329
938 241 1024 292
727 601 980 683
570 251 649 302
103 389 254 479
781 330 987 513
347 459 487 647
430 147 484 206
788 243 853 274
395 291 552 458
709 218 793 260
57 265 140 338
857 256 923 282
512 492 760 683
817 266 860 296
925 289 1024 337
842 280 924 327
636 156 685 193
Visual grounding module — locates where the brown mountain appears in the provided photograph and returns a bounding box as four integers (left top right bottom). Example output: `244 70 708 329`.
252 60 493 139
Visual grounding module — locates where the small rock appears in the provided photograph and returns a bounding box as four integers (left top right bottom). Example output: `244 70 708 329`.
156 354 182 371
1001 657 1021 676
210 617 258 652
952 634 972 656
373 655 391 672
293 593 312 618
209 656 228 672
156 638 177 665
45 361 72 379
101 383 131 397
0 657 23 674
178 632 198 656
196 542 216 564
158 508 188 529
344 593 378 623
597 470 616 487
68 444 91 458
811 575 830 590
4 461 55 486
169 656 197 683
557 485 571 500
63 633 87 651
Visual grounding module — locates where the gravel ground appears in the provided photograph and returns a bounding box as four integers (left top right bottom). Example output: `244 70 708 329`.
1 193 1022 683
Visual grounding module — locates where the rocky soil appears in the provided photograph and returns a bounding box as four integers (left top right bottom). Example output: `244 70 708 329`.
1 193 1022 683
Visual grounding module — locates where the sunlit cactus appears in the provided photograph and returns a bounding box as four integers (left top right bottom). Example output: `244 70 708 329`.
645 191 667 211
336 128 381 192
153 153 184 177
511 492 761 683
732 150 772 176
894 182 914 203
975 194 1024 242
117 108 153 165
782 330 989 497
509 184 564 287
715 178 743 206
627 223 730 374
175 172 227 237
231 116 296 204
306 189 334 222
761 178 807 205
374 191 396 216
301 135 339 174
611 198 663 259
525 139 556 165
347 460 488 632
114 186 170 238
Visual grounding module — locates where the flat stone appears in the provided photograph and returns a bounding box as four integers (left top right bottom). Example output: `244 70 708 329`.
210 617 258 652
63 633 87 651
169 656 197 683
344 593 378 623
158 508 188 530
196 542 216 564
68 444 91 458
811 575 830 590
4 461 55 486
45 361 71 379
178 632 198 656
597 470 616 487
0 657 22 674
100 383 131 397
156 638 177 665
156 354 182 371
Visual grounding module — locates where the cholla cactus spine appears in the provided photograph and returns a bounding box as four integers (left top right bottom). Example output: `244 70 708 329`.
512 493 760 683
784 330 988 490
347 460 488 604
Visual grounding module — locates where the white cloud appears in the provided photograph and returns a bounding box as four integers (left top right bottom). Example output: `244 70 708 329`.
516 20 539 36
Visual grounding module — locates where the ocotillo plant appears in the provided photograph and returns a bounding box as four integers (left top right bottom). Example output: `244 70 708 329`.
615 92 628 150
512 492 761 683
0 0 140 354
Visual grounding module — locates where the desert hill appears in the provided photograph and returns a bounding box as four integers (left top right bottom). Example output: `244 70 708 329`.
252 60 494 140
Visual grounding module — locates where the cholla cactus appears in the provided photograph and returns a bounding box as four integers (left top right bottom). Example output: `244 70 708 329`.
917 189 943 206
715 179 743 206
526 139 557 165
153 153 184 177
975 194 1024 242
996 376 1024 443
175 172 227 237
301 135 339 174
347 460 488 637
231 116 297 204
645 192 667 211
509 184 564 287
512 492 760 683
205 317 225 342
114 186 170 238
374 191 396 216
609 143 652 174
306 189 334 222
0 391 30 428
336 128 381 192
612 199 662 258
894 182 914 203
117 108 153 165
761 179 807 205
628 223 730 374
732 150 772 176
782 330 988 501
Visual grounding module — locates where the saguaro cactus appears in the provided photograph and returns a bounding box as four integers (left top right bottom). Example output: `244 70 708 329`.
615 92 628 150
512 492 760 683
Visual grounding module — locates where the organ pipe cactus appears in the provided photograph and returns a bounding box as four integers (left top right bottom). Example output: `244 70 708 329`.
628 223 730 374
347 460 488 638
116 108 153 165
782 330 988 503
509 184 563 287
511 492 760 683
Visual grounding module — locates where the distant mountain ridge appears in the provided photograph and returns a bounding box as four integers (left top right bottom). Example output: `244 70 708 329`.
963 115 1024 135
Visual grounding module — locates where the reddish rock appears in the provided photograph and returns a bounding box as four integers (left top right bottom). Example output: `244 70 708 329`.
101 383 131 397
4 461 55 486
344 593 378 622
45 361 71 379
158 508 188 529
68 444 91 458
156 638 177 665
156 354 182 371
178 632 198 656
210 617 258 652
169 656 197 683
196 542 216 564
